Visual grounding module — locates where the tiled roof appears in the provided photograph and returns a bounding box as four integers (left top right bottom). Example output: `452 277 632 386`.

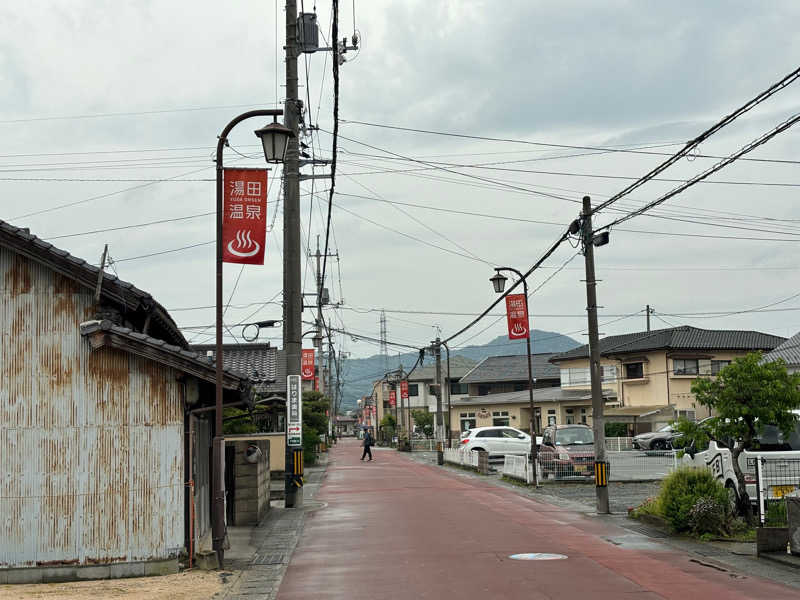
551 326 786 362
407 356 477 382
763 331 800 368
80 320 246 389
191 343 283 393
460 353 560 384
0 218 186 347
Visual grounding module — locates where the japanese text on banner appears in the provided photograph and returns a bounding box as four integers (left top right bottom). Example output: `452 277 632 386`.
222 168 268 265
505 293 530 340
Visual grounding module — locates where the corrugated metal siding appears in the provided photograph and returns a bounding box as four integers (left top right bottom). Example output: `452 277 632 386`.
0 247 184 568
193 416 211 543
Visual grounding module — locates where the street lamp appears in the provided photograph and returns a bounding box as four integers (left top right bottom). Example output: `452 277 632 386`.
254 118 293 164
212 108 289 569
490 267 539 486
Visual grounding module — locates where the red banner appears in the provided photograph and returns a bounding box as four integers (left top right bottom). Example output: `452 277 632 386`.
389 390 397 407
400 380 409 400
301 349 315 380
314 377 319 391
505 294 530 340
222 168 268 264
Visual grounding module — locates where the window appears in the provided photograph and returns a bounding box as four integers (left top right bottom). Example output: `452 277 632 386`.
459 412 476 431
580 408 587 424
602 365 618 383
476 429 502 438
624 362 644 379
408 384 419 396
513 382 526 392
566 408 575 425
501 428 523 439
561 367 590 387
673 359 699 375
547 409 556 426
492 411 510 426
449 382 468 395
711 360 731 375
478 385 490 396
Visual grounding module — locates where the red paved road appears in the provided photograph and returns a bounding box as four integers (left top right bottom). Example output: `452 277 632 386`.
278 440 797 599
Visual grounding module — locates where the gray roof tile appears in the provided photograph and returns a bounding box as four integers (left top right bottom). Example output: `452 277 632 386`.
763 331 800 367
460 353 560 384
552 326 786 362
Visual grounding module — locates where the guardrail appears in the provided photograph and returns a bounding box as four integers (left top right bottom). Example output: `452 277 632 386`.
443 447 479 469
410 439 437 451
502 454 535 484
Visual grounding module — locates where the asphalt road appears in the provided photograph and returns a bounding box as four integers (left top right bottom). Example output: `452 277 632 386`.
277 441 799 600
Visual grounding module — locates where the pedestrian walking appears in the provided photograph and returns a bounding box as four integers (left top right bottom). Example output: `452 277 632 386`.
361 429 373 461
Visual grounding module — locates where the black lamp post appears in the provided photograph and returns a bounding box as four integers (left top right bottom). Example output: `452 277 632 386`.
489 267 538 486
212 109 291 568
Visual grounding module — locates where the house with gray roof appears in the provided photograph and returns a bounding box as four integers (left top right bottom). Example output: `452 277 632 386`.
459 353 561 397
549 325 786 432
762 331 800 374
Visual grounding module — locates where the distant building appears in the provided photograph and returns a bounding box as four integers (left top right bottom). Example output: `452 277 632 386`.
762 331 800 374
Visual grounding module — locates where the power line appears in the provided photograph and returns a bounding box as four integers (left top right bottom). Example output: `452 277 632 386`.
46 212 214 240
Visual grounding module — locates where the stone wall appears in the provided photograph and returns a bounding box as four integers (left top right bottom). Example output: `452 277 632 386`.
232 440 270 525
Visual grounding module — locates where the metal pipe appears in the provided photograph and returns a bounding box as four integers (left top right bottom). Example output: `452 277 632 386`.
214 107 283 568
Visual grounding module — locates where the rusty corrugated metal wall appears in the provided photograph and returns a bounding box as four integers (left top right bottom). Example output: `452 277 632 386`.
0 248 184 568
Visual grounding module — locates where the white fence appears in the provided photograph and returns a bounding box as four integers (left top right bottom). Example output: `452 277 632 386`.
502 454 535 484
605 437 634 452
410 438 437 451
443 447 479 469
607 450 678 481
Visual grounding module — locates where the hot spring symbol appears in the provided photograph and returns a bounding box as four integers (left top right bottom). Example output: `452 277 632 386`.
227 230 261 258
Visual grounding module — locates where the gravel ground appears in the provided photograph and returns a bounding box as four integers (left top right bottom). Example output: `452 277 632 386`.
532 480 662 514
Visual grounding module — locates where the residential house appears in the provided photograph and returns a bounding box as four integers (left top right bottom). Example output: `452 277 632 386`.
0 219 258 582
459 353 561 397
550 326 786 432
762 331 800 374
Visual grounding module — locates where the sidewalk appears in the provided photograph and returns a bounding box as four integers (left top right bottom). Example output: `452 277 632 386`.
220 452 329 600
276 439 800 600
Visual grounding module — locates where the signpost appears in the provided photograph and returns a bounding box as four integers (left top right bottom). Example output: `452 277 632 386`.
287 375 302 446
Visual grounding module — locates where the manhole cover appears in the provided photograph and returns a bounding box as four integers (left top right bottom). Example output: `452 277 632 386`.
509 553 568 561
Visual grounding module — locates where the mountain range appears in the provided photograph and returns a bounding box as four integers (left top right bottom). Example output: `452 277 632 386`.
338 329 580 412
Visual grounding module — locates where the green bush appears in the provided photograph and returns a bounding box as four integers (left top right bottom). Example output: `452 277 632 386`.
659 467 729 532
765 500 787 527
303 429 321 466
605 422 628 437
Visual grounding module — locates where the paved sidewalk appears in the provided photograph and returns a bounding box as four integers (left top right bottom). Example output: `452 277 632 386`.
276 439 800 600
221 453 329 600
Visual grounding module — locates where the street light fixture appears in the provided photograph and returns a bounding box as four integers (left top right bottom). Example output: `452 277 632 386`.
490 266 538 486
254 118 294 164
212 108 286 569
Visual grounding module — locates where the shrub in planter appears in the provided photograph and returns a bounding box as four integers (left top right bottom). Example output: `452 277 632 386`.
660 466 729 532
688 496 727 535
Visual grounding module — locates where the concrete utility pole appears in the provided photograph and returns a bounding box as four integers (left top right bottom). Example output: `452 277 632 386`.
433 338 443 441
646 304 652 332
582 196 610 514
284 0 303 509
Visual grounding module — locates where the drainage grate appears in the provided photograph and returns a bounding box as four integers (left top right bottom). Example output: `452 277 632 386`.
623 524 668 538
253 552 286 565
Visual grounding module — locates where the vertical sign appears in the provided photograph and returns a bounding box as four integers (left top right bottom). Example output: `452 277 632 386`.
400 380 409 401
301 349 315 380
505 294 530 340
389 390 397 407
222 168 268 265
287 375 302 447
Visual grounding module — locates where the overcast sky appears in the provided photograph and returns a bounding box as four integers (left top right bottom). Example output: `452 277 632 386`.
2 0 799 364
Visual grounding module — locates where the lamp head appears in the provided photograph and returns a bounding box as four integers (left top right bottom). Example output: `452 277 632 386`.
489 271 508 294
254 119 294 164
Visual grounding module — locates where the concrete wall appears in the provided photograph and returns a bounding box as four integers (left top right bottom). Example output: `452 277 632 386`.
230 440 270 526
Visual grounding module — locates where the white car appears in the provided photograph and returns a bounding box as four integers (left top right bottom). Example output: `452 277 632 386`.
683 416 800 505
459 426 533 457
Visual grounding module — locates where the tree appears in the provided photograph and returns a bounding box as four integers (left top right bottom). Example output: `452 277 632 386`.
380 414 397 430
302 390 331 437
411 409 434 437
691 353 800 521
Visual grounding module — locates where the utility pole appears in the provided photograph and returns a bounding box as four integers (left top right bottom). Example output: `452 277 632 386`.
283 0 303 509
581 196 610 514
433 338 444 463
646 304 652 332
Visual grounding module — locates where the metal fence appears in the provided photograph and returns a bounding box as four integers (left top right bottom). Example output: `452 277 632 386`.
755 456 800 526
605 437 634 452
502 454 535 484
607 450 678 481
410 438 437 451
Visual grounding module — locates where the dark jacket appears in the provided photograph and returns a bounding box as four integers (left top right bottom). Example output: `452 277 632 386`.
363 432 374 447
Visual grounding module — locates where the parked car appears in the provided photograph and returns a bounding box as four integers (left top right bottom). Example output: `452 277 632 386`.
538 424 595 478
682 414 800 505
460 426 532 457
632 424 680 450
